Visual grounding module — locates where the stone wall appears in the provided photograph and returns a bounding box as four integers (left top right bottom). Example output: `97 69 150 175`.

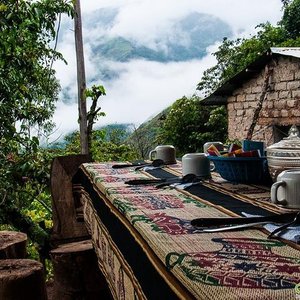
227 56 300 146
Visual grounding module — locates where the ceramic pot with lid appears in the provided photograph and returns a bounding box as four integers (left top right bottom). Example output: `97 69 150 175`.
266 125 300 181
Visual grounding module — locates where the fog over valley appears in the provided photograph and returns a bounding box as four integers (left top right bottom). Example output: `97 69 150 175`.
51 0 283 142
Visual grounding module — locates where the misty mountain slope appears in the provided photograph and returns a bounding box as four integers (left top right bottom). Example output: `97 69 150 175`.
56 6 233 132
58 7 233 105
89 9 232 63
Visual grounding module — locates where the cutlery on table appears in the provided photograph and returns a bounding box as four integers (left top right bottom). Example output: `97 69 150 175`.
200 221 271 232
134 159 165 170
112 159 164 169
191 211 300 235
268 211 300 238
191 212 298 227
112 162 146 169
124 178 167 185
124 173 198 186
155 173 197 188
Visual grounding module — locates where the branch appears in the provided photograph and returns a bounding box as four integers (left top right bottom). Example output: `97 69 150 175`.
246 62 274 140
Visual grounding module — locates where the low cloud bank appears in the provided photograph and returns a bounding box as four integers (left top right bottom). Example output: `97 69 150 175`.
51 0 282 143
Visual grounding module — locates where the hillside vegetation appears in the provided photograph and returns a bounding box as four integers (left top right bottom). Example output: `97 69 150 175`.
1 0 300 279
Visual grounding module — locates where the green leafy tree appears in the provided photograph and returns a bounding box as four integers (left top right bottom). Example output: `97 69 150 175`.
0 0 73 142
280 0 300 39
64 128 137 162
0 0 73 258
197 23 286 96
158 95 227 156
85 84 106 151
197 0 300 96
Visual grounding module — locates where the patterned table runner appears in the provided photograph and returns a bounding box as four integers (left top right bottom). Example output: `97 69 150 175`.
78 162 300 300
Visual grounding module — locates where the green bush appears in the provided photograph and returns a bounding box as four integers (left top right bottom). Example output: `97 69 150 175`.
158 95 227 156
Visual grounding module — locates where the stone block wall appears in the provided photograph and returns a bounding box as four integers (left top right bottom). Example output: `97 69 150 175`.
227 56 300 146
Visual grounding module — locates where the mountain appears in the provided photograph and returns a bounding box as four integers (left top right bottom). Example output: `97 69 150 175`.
88 9 232 63
59 7 233 102
56 6 233 141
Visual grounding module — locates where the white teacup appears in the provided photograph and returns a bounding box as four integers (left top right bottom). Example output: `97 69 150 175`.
271 169 300 209
149 145 176 164
182 153 211 178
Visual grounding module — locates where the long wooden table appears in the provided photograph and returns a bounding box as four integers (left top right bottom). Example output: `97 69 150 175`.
73 162 300 300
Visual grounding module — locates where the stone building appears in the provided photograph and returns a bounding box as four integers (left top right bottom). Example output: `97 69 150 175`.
202 47 300 146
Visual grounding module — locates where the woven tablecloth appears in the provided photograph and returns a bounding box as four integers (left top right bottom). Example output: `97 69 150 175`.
76 162 300 300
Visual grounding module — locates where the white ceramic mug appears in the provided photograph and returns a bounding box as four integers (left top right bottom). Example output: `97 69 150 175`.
149 145 176 164
271 169 300 209
182 153 211 178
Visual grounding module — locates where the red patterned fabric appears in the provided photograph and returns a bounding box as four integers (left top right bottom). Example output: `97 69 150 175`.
81 162 300 300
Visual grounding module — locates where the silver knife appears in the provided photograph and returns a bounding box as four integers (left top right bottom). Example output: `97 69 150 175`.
201 221 270 232
191 212 298 227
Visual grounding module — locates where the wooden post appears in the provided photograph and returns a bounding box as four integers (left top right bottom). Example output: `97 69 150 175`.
74 0 89 155
50 155 91 245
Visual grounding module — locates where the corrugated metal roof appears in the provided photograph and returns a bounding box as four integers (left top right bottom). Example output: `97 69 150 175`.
271 47 300 58
201 47 300 105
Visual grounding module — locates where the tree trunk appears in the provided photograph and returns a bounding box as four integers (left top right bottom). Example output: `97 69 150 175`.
246 63 274 140
0 259 47 300
74 0 89 155
1 205 49 258
50 240 111 300
0 231 27 259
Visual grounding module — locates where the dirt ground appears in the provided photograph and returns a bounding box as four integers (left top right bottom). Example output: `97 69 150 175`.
46 280 54 300
46 279 112 300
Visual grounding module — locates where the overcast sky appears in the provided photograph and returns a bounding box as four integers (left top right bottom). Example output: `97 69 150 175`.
51 0 283 142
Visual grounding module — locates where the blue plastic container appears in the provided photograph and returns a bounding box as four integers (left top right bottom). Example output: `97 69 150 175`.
208 156 271 184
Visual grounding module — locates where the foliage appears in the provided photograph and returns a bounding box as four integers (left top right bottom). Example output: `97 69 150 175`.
157 95 227 156
0 0 73 261
197 23 287 96
0 0 73 143
85 84 106 151
280 0 300 39
197 0 300 96
126 111 168 159
64 128 137 162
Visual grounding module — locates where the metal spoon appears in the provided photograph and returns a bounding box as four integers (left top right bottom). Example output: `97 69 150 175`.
268 211 300 238
134 159 164 170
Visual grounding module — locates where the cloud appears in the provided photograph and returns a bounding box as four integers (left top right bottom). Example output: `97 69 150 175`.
99 57 215 124
81 0 283 43
51 0 283 142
